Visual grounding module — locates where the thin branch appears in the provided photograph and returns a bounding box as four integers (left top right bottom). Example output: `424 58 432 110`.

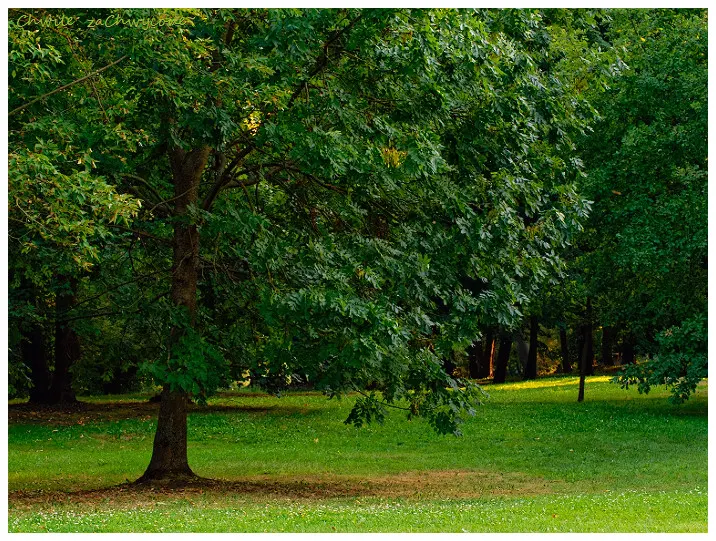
148 185 194 215
58 268 168 316
223 176 263 190
59 290 170 324
287 13 364 109
106 224 171 244
285 167 347 194
352 387 412 412
240 181 256 213
121 173 169 208
201 144 256 211
9 55 128 116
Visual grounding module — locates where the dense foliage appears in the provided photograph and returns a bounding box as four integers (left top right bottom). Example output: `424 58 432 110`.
7 8 707 480
574 9 707 402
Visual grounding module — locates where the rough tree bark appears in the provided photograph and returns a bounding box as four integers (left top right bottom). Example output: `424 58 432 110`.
138 146 210 483
523 316 538 380
492 333 512 384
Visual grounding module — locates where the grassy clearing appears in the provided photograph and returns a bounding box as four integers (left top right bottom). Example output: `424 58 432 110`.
7 376 708 532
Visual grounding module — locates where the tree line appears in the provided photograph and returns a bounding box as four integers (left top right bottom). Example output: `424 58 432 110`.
8 8 707 482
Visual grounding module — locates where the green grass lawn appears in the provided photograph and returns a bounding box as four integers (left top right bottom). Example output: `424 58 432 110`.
7 376 708 532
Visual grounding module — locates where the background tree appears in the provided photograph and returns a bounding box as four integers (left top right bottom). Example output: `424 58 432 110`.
574 8 707 401
8 14 141 403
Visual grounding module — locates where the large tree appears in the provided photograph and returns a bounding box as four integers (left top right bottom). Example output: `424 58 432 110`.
9 8 596 482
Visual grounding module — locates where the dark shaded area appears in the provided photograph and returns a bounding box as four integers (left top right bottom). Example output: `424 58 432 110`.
492 334 512 384
8 399 320 426
10 477 374 504
524 316 539 380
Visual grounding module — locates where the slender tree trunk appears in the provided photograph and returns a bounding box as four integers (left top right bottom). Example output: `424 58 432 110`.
48 275 80 404
467 340 480 379
524 316 538 380
578 325 587 402
601 326 614 366
578 299 593 402
583 327 594 376
577 347 587 402
492 334 512 384
476 329 493 379
575 330 585 373
486 333 496 379
138 146 210 483
515 330 529 375
559 326 571 373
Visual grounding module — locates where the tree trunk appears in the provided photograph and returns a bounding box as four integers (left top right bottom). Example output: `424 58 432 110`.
578 328 590 402
559 326 571 373
492 334 512 384
476 329 493 379
523 316 538 380
139 387 193 481
23 323 51 404
600 326 614 366
575 329 585 372
621 339 635 365
584 315 594 377
515 330 529 375
578 325 587 402
484 332 496 379
467 340 480 379
578 299 593 402
138 146 210 484
47 275 80 404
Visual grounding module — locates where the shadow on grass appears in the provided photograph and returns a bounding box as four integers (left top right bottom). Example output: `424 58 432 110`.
8 400 320 426
8 469 562 509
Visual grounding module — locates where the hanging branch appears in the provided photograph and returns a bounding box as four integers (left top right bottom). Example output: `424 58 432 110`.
9 55 128 116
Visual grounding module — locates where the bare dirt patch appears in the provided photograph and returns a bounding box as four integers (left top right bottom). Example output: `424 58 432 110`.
8 470 564 511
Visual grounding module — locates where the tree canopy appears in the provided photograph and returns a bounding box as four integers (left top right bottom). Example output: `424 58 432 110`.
7 7 707 482
574 8 707 402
